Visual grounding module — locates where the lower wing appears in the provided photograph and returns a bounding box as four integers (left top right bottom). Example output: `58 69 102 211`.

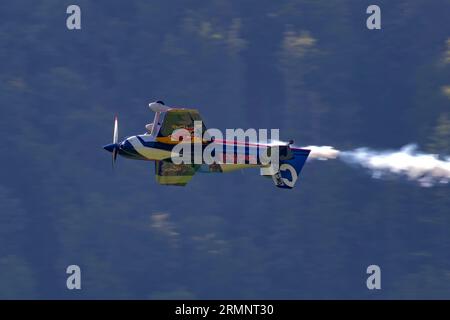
154 160 199 186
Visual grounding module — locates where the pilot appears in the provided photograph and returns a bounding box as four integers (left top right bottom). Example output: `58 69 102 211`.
145 123 153 134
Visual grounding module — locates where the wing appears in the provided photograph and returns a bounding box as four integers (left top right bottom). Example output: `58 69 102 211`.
154 160 199 186
156 108 207 144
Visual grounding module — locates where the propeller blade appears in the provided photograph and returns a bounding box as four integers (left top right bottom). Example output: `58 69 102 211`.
112 146 118 166
112 115 119 166
113 115 119 145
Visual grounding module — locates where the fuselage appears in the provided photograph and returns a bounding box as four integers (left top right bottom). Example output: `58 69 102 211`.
103 133 297 173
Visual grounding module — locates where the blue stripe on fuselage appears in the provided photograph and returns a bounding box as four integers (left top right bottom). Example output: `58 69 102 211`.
119 140 147 160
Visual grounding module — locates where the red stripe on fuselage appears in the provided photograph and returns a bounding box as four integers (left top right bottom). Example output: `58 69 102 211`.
212 139 310 152
213 139 273 148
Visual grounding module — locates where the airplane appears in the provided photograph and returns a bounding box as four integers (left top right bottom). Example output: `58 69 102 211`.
103 101 311 189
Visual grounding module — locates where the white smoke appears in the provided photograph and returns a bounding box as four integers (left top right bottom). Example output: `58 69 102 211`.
303 144 450 187
302 145 340 160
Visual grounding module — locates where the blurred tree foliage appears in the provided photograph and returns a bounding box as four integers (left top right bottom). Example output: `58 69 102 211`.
0 0 449 298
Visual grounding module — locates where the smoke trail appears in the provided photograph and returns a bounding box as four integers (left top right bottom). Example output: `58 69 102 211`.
302 144 450 187
340 144 450 187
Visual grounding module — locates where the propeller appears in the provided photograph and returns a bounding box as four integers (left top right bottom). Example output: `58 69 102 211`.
112 115 119 165
103 115 120 166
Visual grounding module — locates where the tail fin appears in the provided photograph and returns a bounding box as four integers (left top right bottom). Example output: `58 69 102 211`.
272 148 310 189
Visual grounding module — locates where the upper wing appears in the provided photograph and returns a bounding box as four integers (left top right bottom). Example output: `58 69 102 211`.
154 160 199 186
156 109 207 143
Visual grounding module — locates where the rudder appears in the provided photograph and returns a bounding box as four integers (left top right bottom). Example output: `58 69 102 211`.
272 148 310 189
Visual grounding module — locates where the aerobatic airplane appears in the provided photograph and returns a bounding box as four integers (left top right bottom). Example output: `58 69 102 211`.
103 101 311 188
